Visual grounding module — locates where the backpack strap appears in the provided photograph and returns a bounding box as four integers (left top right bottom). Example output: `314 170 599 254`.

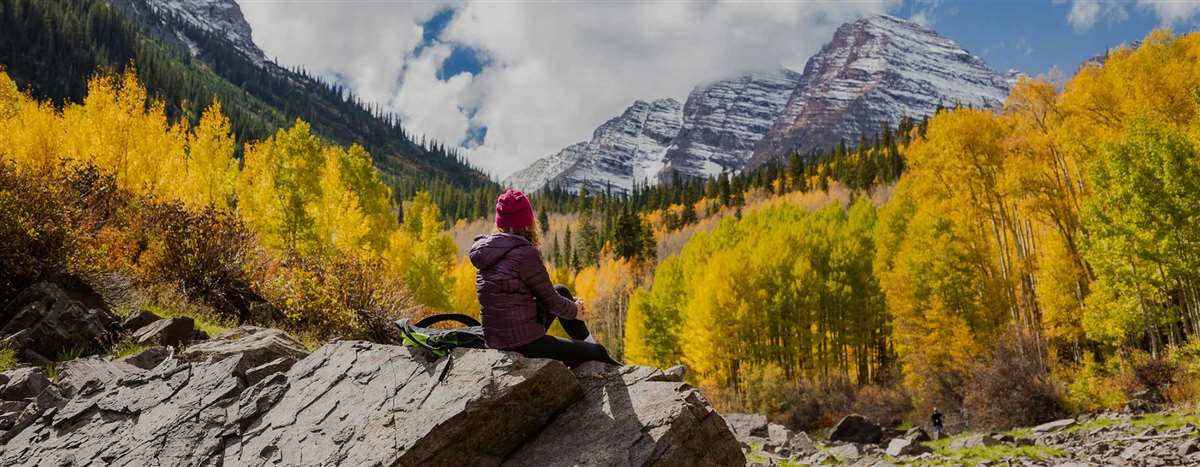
414 313 482 328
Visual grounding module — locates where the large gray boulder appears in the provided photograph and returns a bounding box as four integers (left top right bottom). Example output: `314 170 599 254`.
0 276 121 364
230 342 581 466
505 363 745 466
830 414 883 444
0 329 744 467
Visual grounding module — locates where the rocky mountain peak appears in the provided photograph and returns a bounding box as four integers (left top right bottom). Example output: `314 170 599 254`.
144 0 266 63
749 14 1010 166
659 68 802 181
509 14 1012 192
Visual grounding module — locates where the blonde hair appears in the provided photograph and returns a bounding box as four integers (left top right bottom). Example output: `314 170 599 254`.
497 218 540 246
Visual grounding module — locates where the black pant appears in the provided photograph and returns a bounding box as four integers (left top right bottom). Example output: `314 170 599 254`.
515 285 620 368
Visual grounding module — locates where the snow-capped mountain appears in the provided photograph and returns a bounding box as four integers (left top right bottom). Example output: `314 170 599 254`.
749 15 1010 166
505 99 683 194
509 14 1012 193
659 69 802 181
143 0 266 63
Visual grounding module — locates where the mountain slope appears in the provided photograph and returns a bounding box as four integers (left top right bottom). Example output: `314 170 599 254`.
0 0 492 191
505 98 682 193
659 69 802 181
749 15 1010 166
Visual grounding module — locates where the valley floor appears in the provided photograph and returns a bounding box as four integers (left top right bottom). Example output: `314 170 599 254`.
740 408 1200 466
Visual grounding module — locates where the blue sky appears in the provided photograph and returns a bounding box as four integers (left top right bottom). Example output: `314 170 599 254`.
897 1 1183 77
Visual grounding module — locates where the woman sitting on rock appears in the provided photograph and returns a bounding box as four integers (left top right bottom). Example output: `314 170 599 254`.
469 189 620 368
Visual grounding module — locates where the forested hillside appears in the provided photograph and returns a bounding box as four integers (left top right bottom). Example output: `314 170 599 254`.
0 0 500 220
622 30 1200 432
0 70 461 340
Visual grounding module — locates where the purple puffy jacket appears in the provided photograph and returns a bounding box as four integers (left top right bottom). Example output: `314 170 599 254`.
468 233 577 349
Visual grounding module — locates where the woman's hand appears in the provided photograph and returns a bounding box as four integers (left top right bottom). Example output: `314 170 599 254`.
574 297 586 314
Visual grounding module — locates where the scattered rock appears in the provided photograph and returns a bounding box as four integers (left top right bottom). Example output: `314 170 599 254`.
830 414 883 444
787 431 817 454
180 326 308 374
904 426 931 443
507 362 745 466
949 433 1002 450
1179 440 1199 456
724 412 770 438
1121 441 1148 459
119 309 161 332
0 276 121 364
828 443 863 462
663 364 686 381
0 367 50 401
885 437 932 457
1033 417 1076 433
766 422 793 446
132 317 195 348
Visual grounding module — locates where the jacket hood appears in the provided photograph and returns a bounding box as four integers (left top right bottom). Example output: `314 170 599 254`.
469 233 530 270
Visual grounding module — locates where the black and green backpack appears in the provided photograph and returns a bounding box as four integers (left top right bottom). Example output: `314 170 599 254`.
395 313 486 357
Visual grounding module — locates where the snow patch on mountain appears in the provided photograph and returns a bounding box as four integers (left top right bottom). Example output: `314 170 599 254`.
504 99 683 194
146 0 266 63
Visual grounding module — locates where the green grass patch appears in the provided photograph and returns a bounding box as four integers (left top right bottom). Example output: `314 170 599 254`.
0 348 20 373
44 363 61 382
108 336 151 359
54 346 87 363
1130 410 1200 431
914 441 1062 465
1063 416 1119 434
1004 427 1034 439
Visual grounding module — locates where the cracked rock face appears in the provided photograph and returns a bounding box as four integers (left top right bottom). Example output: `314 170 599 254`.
504 363 745 466
0 334 743 466
229 342 580 466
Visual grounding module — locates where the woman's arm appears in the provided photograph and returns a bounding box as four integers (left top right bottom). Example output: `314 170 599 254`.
515 246 578 319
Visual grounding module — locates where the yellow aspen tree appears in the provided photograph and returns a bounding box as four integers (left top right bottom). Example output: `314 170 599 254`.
182 100 238 209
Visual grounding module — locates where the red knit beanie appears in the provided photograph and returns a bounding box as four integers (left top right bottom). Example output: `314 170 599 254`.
496 190 535 230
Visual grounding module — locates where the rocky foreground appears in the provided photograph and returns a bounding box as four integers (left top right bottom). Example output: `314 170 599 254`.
732 409 1200 466
0 277 745 466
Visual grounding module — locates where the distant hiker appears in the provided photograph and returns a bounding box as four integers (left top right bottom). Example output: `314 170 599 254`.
469 189 620 368
931 408 944 440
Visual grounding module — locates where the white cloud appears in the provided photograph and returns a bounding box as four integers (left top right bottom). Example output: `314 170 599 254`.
1060 0 1200 32
1136 0 1200 25
239 0 448 104
240 1 897 179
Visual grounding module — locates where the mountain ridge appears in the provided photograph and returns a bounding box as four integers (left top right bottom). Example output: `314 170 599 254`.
508 14 1012 193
